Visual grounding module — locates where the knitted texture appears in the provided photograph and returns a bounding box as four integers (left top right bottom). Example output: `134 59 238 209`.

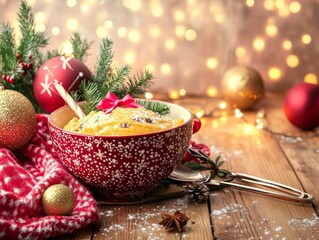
0 114 99 240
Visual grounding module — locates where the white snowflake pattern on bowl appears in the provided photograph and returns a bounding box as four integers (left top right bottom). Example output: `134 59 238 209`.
48 100 193 202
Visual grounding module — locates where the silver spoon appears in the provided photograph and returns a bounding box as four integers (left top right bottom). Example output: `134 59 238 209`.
169 164 313 203
169 164 211 182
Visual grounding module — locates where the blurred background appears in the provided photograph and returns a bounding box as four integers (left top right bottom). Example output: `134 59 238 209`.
0 0 318 98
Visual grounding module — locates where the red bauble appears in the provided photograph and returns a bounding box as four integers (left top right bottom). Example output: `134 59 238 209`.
192 118 202 134
284 82 319 130
33 56 91 113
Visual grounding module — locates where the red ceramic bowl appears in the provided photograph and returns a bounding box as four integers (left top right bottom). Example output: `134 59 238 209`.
48 101 193 202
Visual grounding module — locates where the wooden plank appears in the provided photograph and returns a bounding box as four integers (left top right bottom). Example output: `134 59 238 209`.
188 94 319 239
265 93 319 213
93 198 213 239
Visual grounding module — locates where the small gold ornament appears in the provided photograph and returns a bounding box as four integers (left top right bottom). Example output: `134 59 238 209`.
221 65 264 110
0 87 36 150
42 184 75 216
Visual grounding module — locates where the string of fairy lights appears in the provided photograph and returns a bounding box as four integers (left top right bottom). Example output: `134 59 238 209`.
1 0 318 98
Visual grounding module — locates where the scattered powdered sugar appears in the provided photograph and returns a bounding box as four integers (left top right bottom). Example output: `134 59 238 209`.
210 145 243 160
288 214 319 235
280 136 304 143
210 191 319 239
96 199 193 239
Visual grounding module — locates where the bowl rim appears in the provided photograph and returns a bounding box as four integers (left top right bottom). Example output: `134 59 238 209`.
48 99 193 138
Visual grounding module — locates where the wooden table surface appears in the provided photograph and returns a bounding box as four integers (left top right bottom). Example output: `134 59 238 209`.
57 92 319 240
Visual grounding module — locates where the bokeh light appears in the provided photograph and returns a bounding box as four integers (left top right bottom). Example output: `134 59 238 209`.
1 0 319 95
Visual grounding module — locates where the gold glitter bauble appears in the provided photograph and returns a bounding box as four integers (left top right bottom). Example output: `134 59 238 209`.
221 65 264 110
42 184 75 216
0 88 36 150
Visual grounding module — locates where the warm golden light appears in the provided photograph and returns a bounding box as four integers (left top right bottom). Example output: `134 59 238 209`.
174 10 185 22
302 34 311 44
282 40 292 50
128 30 140 43
278 6 290 17
286 55 299 68
66 0 77 8
26 0 36 6
150 27 160 38
104 20 113 29
81 4 89 13
215 13 224 23
160 63 172 74
145 64 155 72
185 29 197 41
206 86 218 97
289 1 301 13
35 23 46 32
264 0 275 11
235 47 247 59
304 73 318 85
265 24 278 36
244 125 254 134
246 0 254 7
150 1 164 18
253 37 265 51
275 0 285 9
145 92 154 99
51 26 60 36
219 101 227 110
175 25 186 37
234 109 243 118
96 26 108 38
165 39 175 50
169 91 179 100
268 67 282 80
206 57 218 69
67 18 79 31
34 11 46 24
60 42 73 56
123 0 142 12
179 89 187 96
117 27 128 38
124 51 135 64
195 109 205 118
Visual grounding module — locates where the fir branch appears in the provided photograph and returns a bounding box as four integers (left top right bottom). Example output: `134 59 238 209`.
76 81 104 115
0 22 16 74
136 99 170 115
117 70 153 98
93 38 114 83
107 65 131 94
75 37 159 114
17 0 48 60
70 32 92 61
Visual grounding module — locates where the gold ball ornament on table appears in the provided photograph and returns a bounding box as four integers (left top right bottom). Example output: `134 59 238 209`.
42 184 75 216
0 86 36 150
221 65 264 110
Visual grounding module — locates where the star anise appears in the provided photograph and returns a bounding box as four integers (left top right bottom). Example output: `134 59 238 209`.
159 210 190 232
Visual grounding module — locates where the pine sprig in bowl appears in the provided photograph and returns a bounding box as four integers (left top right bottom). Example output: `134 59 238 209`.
72 38 169 116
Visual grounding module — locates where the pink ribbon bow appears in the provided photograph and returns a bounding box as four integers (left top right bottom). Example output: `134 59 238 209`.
97 92 143 113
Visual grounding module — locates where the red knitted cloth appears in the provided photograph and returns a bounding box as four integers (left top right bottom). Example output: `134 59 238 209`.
0 115 99 240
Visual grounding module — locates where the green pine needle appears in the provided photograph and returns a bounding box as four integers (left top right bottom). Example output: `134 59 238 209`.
73 37 165 115
17 0 48 60
94 38 114 84
0 22 16 74
70 32 92 61
136 99 170 115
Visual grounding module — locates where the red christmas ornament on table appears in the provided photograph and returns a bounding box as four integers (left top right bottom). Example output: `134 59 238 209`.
284 82 319 130
33 56 91 113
